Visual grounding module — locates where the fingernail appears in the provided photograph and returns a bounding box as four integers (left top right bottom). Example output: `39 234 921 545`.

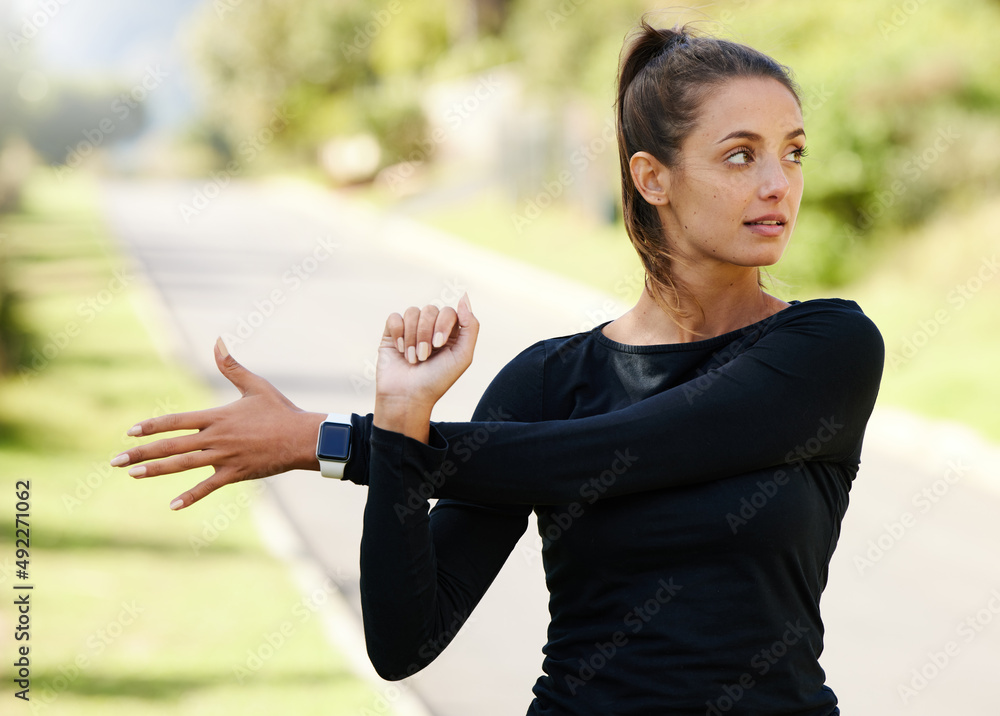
110 453 130 467
127 424 142 437
169 498 184 511
397 337 404 353
407 346 416 364
216 336 229 359
432 332 445 348
128 465 146 478
417 342 429 361
461 292 471 311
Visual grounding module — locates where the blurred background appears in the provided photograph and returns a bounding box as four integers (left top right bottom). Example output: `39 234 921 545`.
1 0 999 714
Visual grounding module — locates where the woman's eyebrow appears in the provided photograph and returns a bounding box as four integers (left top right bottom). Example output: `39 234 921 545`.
716 128 806 144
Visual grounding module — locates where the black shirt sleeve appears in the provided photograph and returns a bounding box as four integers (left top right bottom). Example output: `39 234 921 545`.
358 345 542 679
366 301 884 505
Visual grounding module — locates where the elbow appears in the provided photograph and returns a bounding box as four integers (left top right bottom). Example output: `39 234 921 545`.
362 614 434 681
366 642 428 682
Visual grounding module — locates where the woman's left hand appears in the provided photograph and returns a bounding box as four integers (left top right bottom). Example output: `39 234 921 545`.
373 293 478 442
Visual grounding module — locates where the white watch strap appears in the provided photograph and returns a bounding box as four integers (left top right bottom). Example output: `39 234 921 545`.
318 413 351 479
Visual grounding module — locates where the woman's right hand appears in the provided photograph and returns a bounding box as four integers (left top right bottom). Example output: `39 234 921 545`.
373 293 479 442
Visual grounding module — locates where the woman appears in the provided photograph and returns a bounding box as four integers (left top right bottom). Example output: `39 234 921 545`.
114 20 884 714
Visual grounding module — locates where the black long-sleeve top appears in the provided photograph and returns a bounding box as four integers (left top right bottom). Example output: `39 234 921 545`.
343 298 885 715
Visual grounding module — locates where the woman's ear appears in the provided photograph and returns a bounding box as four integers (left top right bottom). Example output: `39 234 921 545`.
629 151 670 206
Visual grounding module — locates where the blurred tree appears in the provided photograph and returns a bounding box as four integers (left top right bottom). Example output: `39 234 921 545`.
19 86 147 166
187 0 471 169
184 0 1000 288
0 10 33 376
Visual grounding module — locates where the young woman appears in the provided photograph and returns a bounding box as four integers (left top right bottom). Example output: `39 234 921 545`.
114 20 884 714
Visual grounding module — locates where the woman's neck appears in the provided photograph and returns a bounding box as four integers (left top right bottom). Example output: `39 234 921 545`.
603 269 788 346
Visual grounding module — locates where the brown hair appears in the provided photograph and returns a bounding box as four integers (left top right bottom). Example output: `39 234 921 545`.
616 19 801 321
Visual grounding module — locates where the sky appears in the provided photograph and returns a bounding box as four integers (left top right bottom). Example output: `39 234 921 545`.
5 0 208 129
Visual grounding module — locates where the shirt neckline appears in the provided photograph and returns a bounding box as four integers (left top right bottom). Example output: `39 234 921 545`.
592 300 806 354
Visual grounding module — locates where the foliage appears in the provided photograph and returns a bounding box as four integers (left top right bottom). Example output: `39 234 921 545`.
498 0 1000 287
0 248 32 376
186 0 460 166
186 0 1000 288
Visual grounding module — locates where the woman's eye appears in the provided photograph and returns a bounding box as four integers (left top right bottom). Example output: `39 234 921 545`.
786 147 808 164
726 150 752 165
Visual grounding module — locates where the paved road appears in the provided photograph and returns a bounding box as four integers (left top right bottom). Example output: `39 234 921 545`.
100 178 1000 716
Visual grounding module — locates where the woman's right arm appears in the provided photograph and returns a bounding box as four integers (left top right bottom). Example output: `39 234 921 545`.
359 293 537 679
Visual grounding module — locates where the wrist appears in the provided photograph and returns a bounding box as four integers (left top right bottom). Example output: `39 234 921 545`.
373 396 433 444
292 411 327 471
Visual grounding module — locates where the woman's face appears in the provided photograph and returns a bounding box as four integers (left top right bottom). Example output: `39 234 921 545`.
637 77 806 272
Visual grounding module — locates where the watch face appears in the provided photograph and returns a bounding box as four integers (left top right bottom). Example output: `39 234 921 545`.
317 422 351 461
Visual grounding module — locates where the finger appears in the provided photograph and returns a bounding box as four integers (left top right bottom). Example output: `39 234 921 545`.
415 304 440 361
432 307 458 348
214 336 264 397
402 306 421 364
127 449 216 480
112 433 206 469
126 408 215 438
384 312 405 353
453 293 480 361
169 469 238 510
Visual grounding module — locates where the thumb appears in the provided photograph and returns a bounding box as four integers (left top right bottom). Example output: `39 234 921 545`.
454 293 479 358
214 337 259 396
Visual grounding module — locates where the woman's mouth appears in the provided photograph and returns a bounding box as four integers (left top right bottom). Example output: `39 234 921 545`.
744 218 787 237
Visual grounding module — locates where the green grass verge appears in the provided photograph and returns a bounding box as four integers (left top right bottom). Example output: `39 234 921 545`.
407 188 1000 443
0 173 386 715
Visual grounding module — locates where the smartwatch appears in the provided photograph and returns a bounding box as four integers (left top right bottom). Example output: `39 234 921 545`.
316 413 352 479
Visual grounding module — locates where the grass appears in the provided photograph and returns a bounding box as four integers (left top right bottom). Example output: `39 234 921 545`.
0 172 386 715
402 185 1000 443
845 198 1000 440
